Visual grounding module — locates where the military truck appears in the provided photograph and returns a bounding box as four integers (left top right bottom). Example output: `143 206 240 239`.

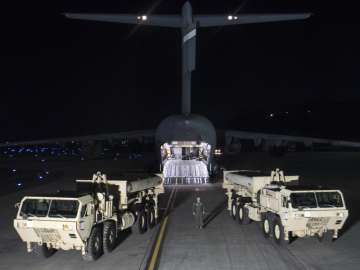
223 169 348 244
14 172 164 260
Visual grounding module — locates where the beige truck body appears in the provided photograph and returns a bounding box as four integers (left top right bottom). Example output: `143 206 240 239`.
223 169 348 241
14 195 92 252
14 172 164 258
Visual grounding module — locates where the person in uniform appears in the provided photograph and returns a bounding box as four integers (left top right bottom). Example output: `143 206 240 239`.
192 197 205 229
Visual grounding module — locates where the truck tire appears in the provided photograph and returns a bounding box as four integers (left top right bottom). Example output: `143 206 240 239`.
82 226 103 261
103 221 117 253
262 215 271 238
273 217 289 245
236 204 242 224
138 209 148 234
148 206 156 229
231 200 237 220
33 243 57 258
238 205 251 225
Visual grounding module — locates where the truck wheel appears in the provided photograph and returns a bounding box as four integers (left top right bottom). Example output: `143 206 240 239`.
148 207 156 229
103 221 117 253
231 200 237 220
239 205 251 225
82 227 103 261
138 209 148 234
262 215 271 238
237 204 243 224
33 243 57 258
273 217 289 245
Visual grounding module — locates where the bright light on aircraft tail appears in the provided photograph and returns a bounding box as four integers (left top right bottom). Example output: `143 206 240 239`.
195 13 311 27
65 2 311 184
65 3 311 116
63 13 182 27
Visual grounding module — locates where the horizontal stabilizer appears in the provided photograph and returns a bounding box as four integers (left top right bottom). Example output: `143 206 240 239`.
195 13 311 27
64 13 182 28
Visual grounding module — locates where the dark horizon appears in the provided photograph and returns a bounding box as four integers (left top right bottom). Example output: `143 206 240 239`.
2 0 360 141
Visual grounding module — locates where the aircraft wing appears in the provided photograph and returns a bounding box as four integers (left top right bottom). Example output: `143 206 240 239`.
0 130 155 147
225 130 360 148
64 13 182 28
195 13 311 27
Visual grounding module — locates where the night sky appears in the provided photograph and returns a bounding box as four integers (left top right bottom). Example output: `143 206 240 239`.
2 0 360 141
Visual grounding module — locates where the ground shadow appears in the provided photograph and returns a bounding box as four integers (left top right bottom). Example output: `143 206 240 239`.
115 227 132 247
337 189 360 237
155 188 194 222
202 198 227 228
171 189 193 210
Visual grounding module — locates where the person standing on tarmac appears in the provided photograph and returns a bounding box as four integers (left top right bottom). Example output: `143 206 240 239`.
192 197 205 229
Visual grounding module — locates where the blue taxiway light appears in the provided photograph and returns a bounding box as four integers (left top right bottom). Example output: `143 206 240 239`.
16 182 23 187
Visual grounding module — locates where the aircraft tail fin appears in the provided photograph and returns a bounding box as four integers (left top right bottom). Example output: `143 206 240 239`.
64 13 182 28
183 28 196 72
65 10 311 116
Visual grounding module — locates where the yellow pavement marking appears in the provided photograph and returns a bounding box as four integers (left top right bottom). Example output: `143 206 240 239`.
147 187 177 270
147 216 169 270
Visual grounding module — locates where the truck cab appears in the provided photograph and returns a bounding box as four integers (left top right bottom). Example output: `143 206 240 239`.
14 192 94 255
223 169 349 245
14 172 164 261
261 187 348 240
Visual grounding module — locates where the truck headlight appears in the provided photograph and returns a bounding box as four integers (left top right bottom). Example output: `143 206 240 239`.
337 212 344 218
63 224 73 231
304 211 311 218
17 221 28 228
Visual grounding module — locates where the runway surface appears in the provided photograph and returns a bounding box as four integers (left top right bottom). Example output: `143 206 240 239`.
0 152 359 269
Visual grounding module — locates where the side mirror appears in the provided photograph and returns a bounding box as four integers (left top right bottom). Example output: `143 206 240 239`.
14 202 20 209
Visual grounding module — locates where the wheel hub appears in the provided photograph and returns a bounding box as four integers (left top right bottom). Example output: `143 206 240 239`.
264 220 270 233
275 224 280 239
109 230 115 244
94 235 100 251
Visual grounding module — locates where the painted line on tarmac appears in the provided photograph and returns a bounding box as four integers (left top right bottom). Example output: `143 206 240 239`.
146 187 177 270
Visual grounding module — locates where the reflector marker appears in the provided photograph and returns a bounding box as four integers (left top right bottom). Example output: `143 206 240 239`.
183 29 196 43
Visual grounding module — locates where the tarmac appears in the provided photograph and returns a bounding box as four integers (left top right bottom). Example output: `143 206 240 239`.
0 152 359 270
